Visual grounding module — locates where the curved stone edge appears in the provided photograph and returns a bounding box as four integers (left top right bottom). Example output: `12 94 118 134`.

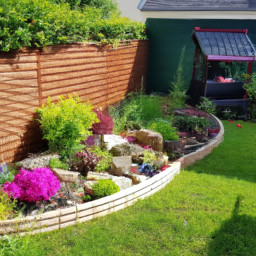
175 114 224 168
0 163 181 236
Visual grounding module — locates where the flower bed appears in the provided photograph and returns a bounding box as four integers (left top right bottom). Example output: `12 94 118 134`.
0 92 225 234
0 114 225 235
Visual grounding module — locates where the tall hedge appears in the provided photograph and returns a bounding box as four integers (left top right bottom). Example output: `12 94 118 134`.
0 0 146 52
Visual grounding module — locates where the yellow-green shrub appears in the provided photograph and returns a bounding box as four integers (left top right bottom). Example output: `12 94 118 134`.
36 95 99 160
0 189 17 221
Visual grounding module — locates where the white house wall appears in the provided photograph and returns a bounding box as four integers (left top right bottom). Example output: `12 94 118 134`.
142 11 256 20
116 0 144 22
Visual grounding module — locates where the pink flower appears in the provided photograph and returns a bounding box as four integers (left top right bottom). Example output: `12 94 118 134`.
4 168 60 203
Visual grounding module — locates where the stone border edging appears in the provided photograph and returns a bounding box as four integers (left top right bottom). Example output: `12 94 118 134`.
176 115 224 168
0 163 181 236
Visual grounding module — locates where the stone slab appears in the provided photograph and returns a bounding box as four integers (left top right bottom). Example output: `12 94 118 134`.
110 156 132 176
87 171 113 180
52 168 80 183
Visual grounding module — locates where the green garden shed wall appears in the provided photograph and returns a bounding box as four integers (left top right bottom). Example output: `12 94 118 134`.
145 19 256 94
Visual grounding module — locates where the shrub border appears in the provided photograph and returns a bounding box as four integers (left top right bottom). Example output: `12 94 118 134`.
0 115 224 236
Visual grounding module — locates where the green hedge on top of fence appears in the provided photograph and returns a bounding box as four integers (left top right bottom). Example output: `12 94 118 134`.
0 0 146 52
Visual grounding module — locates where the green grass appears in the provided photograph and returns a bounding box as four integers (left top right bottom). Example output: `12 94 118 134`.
1 120 256 256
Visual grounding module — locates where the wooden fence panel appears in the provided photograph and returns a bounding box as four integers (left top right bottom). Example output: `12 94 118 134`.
0 40 149 163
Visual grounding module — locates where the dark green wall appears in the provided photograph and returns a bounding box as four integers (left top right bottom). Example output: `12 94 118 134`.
146 19 256 94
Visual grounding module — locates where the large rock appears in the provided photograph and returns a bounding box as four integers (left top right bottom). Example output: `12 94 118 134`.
136 129 164 152
103 134 127 150
87 171 113 180
112 176 132 191
109 143 131 156
110 156 132 176
52 168 80 183
109 143 145 157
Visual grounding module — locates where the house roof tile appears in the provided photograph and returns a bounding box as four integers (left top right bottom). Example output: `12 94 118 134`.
138 0 256 11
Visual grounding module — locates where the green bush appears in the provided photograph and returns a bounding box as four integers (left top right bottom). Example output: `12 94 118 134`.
89 17 147 45
0 0 146 52
49 158 69 170
148 120 179 141
243 73 256 121
54 0 120 19
92 179 120 199
36 95 99 160
173 116 210 133
197 97 216 114
89 146 113 172
109 92 164 133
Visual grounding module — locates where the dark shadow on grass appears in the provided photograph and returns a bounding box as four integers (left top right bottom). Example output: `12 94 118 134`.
207 196 256 256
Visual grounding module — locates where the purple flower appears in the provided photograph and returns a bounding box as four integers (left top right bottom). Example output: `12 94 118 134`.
0 163 7 173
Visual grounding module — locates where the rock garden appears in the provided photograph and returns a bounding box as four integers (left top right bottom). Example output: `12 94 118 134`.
0 91 221 223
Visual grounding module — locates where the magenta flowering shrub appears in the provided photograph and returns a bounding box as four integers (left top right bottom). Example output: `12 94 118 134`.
4 168 60 203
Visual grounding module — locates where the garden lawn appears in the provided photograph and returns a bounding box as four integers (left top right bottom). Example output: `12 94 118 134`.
2 120 256 256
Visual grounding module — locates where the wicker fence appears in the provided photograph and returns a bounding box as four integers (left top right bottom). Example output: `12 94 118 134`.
0 40 149 163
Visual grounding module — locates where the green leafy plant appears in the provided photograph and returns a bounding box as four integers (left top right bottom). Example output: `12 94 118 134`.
174 116 210 133
55 0 120 18
239 73 251 82
0 163 14 185
219 62 247 79
49 158 69 170
124 121 142 131
143 150 157 165
92 179 120 199
0 189 17 221
89 146 113 172
36 95 98 160
108 92 164 133
243 73 256 121
148 120 179 141
0 0 146 52
169 46 188 109
82 194 92 202
196 97 217 114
